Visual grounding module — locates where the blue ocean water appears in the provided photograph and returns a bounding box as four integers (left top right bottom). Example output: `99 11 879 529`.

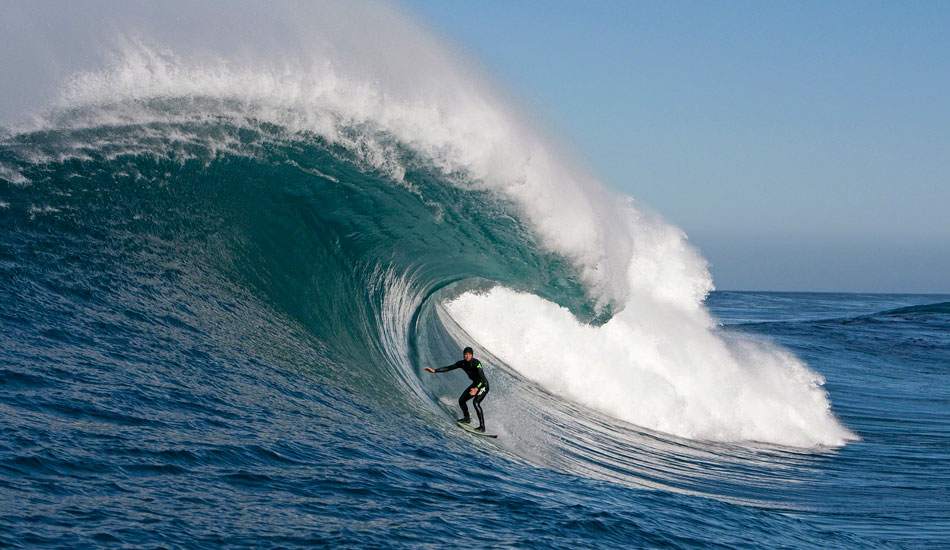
1 116 948 549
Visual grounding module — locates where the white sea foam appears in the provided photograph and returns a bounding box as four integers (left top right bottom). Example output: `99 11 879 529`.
0 164 30 186
28 205 61 220
445 286 856 447
28 4 644 309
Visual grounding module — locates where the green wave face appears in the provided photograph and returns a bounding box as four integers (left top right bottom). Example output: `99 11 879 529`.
0 119 594 398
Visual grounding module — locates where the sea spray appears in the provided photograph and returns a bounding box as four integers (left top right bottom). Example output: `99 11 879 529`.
445 286 856 447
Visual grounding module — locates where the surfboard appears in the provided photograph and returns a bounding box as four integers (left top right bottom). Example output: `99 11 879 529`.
457 421 498 438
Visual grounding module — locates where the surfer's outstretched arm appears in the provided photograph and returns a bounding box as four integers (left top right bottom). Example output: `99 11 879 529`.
424 361 462 373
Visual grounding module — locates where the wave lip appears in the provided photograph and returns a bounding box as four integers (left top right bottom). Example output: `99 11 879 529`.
17 21 718 316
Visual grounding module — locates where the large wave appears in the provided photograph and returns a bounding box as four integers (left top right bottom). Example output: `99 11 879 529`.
0 0 854 463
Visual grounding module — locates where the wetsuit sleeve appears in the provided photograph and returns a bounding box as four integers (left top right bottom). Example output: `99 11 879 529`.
433 360 463 373
474 361 488 387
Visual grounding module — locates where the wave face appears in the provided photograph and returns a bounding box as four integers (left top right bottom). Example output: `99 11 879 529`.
0 3 905 548
1 23 854 449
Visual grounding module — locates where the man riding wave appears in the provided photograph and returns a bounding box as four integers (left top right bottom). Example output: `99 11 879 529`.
424 346 489 433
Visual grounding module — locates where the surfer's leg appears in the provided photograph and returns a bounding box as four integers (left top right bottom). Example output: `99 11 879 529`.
458 385 476 420
472 387 488 429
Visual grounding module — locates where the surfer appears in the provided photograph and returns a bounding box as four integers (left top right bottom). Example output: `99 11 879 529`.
424 347 489 433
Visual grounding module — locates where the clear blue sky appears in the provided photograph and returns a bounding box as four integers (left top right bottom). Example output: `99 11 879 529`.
397 1 949 293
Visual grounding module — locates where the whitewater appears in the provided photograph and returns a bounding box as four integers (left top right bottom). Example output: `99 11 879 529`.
1 2 947 548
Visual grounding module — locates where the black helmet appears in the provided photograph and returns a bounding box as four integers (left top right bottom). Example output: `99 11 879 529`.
463 346 474 356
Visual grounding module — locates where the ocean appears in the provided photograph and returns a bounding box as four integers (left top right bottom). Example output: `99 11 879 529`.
1 8 949 548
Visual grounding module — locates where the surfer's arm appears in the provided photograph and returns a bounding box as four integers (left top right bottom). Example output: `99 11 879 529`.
474 362 488 385
429 361 462 373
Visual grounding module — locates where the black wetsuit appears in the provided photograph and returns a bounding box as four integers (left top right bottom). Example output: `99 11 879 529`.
434 358 489 428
